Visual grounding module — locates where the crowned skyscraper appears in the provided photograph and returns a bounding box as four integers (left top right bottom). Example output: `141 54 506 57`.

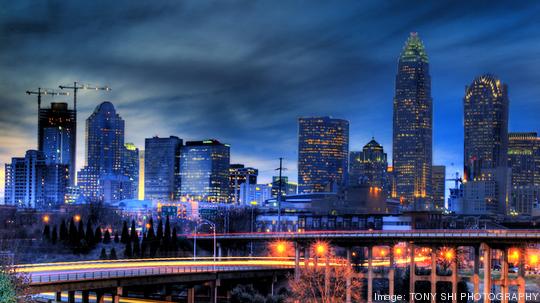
392 33 433 208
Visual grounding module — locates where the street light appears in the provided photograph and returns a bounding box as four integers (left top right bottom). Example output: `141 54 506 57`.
193 219 216 263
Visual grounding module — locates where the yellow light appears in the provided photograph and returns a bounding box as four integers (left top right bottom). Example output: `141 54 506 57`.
276 243 286 254
74 215 81 222
530 254 538 266
42 215 50 224
444 250 454 260
314 241 328 256
395 247 402 255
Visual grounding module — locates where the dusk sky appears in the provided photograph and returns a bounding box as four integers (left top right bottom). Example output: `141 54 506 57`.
1 1 540 198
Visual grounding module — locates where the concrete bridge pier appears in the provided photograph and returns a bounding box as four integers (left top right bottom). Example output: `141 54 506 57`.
388 244 395 299
113 287 123 303
367 245 374 303
473 245 480 302
294 243 300 281
187 287 196 303
483 243 492 303
346 247 352 303
67 291 75 303
81 290 90 303
55 292 62 302
501 248 509 303
518 246 526 303
430 248 437 303
450 247 458 303
95 291 105 303
409 243 416 303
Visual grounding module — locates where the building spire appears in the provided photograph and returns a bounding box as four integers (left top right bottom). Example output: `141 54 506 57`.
400 32 429 63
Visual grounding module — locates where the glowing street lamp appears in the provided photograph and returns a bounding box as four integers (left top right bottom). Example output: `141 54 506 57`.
270 240 290 257
42 215 50 224
74 214 81 222
313 241 329 257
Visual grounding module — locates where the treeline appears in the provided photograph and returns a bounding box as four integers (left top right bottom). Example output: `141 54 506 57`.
42 216 183 259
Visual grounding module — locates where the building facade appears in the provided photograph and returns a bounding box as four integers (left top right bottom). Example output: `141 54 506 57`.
298 117 349 193
508 132 540 215
431 165 446 210
38 102 76 185
77 101 126 203
463 75 510 214
180 140 230 203
123 143 139 199
349 138 388 191
229 164 258 203
392 33 433 208
144 136 182 202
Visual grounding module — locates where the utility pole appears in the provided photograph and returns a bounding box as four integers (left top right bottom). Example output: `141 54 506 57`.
276 157 284 232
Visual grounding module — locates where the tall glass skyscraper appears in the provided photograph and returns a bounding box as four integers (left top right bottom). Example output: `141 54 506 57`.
38 102 76 185
144 136 182 202
463 74 510 214
123 143 140 199
298 117 349 193
392 33 433 207
180 140 230 203
349 137 388 190
508 132 540 215
77 101 125 202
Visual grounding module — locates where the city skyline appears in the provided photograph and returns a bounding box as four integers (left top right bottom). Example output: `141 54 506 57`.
2 1 540 199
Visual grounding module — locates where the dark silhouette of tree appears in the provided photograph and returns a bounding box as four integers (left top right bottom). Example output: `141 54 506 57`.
130 220 138 243
141 233 147 258
59 220 68 242
133 236 140 257
109 248 117 260
121 221 129 244
171 227 179 254
99 248 107 260
103 230 111 244
124 242 132 258
51 226 58 245
94 227 102 243
114 232 120 243
68 219 78 246
43 225 50 242
77 220 85 243
163 217 171 251
157 219 163 242
85 220 94 247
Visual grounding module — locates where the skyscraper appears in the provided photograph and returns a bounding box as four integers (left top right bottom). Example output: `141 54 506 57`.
431 165 446 210
38 102 76 185
123 143 140 199
180 140 230 203
77 101 125 203
298 117 349 193
144 136 182 202
463 75 510 214
229 164 258 203
508 132 540 215
349 137 388 190
392 32 433 208
4 150 68 209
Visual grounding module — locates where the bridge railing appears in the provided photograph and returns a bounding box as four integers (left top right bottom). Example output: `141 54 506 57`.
29 264 293 285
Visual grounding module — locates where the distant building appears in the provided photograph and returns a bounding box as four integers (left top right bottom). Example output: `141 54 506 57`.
180 140 230 203
464 75 509 214
392 33 433 208
431 165 446 210
4 150 68 209
77 101 126 203
349 138 388 191
239 183 273 205
38 102 76 185
298 117 349 193
271 176 297 198
123 143 139 199
144 136 182 202
229 164 258 203
508 132 540 215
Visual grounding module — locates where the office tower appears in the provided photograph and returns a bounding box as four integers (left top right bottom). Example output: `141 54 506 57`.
464 75 510 214
239 183 273 205
229 164 258 203
144 136 182 202
77 101 125 203
4 150 68 209
349 138 388 190
431 165 446 210
298 117 349 193
508 132 540 215
180 140 230 203
392 32 433 208
38 102 76 185
123 143 139 199
271 176 297 198
138 150 145 200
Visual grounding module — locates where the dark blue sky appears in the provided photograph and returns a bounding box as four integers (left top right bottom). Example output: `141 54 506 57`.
1 1 540 197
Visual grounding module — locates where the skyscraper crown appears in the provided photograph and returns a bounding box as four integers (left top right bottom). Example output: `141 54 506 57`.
466 74 504 98
399 32 428 63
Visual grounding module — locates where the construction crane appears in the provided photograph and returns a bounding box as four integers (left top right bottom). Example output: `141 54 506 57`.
58 82 111 111
446 172 463 190
26 87 69 110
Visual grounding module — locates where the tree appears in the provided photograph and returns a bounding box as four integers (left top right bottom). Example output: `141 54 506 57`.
141 233 147 258
85 220 95 247
133 236 140 257
99 248 107 260
171 227 179 254
163 217 171 251
59 220 68 242
114 232 120 243
231 285 266 303
78 219 85 243
121 221 129 244
51 225 58 245
68 219 78 246
94 227 103 243
0 272 17 303
43 224 51 242
109 248 117 260
103 230 111 244
287 260 362 303
124 242 133 258
157 219 163 242
130 220 138 242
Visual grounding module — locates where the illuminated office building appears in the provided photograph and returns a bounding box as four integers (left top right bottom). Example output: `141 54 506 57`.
431 165 446 210
77 101 126 203
271 176 298 198
180 140 230 203
38 102 76 185
349 138 388 190
508 132 540 215
144 136 182 202
123 143 139 199
229 164 258 203
298 117 349 193
464 75 509 214
392 33 433 207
